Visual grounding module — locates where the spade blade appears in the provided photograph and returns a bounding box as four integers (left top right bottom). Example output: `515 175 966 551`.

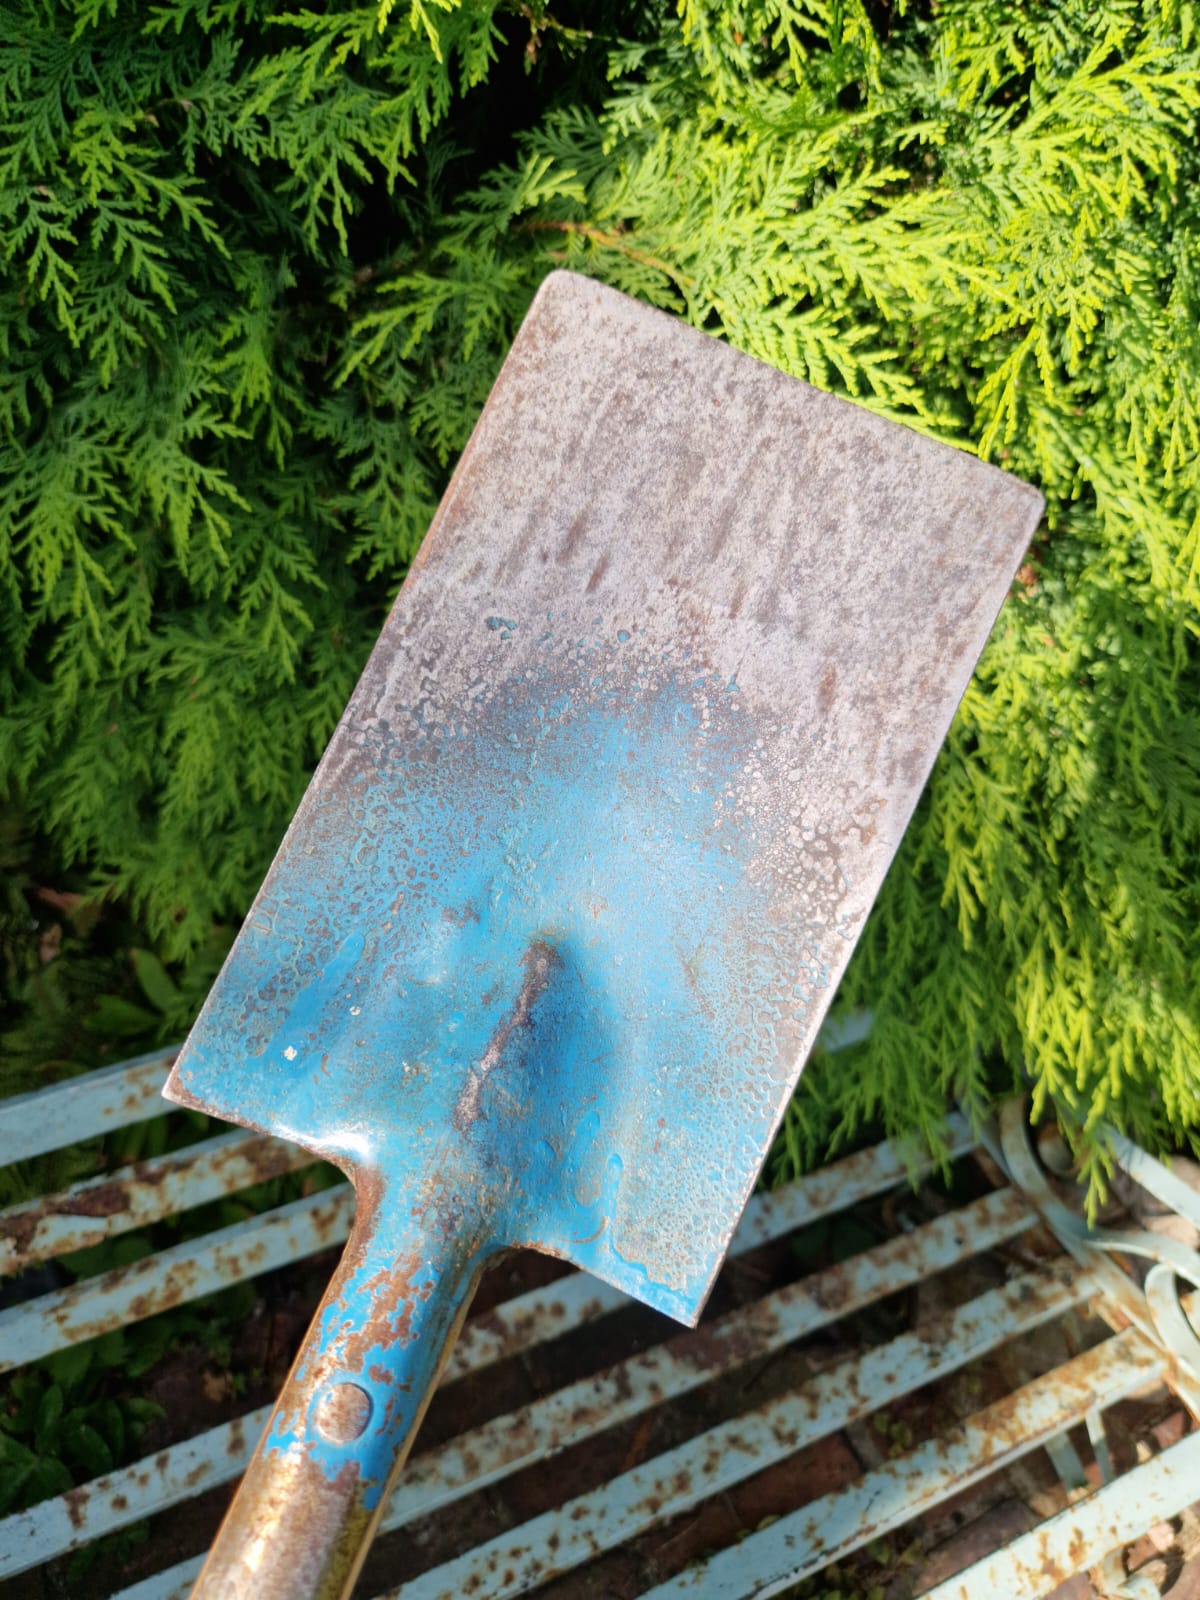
166 271 1042 1600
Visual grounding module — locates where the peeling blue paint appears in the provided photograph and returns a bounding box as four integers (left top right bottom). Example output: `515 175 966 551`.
178 620 824 1495
161 269 1044 1589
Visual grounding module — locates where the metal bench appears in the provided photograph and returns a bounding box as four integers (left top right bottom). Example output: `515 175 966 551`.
2 1049 1198 1598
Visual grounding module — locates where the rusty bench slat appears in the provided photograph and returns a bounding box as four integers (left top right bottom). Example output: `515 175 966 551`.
376 1264 1100 1600
4 1047 1197 1600
0 1126 990 1581
0 1049 176 1166
0 1129 316 1272
0 1187 353 1373
102 1198 1058 1600
918 1430 1200 1600
640 1313 1183 1597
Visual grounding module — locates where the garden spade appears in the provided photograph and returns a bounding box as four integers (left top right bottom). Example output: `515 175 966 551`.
164 271 1043 1599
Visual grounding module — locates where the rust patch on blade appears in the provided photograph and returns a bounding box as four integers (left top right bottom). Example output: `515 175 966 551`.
452 941 562 1134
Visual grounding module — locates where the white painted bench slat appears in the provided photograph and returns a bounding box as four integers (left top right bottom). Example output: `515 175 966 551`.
1 1050 1195 1600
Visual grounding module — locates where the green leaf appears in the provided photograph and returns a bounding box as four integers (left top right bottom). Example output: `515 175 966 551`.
60 1242 116 1279
29 1456 74 1502
829 1216 879 1264
83 996 160 1038
789 1218 831 1265
93 1396 126 1461
43 1342 94 1394
93 1329 127 1370
1 1373 44 1436
34 1384 65 1455
130 947 182 1015
110 1234 154 1268
123 1397 165 1439
0 1449 36 1517
63 1418 114 1477
125 1318 178 1378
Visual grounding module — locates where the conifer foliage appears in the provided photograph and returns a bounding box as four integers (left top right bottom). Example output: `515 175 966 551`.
2 0 1198 1184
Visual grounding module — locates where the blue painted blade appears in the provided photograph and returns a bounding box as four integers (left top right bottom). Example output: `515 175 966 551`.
166 271 1043 1324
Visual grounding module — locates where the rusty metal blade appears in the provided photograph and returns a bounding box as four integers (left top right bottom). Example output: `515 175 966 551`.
168 270 1041 1318
163 271 1042 1597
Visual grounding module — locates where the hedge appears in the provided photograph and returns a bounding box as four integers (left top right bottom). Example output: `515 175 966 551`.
2 0 1198 1193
